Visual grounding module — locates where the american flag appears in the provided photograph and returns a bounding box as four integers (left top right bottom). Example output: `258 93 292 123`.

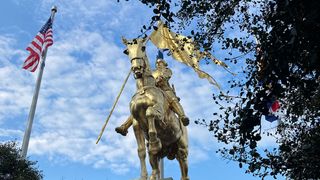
22 17 53 72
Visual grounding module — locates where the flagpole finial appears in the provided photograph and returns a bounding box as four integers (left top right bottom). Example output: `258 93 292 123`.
51 6 57 13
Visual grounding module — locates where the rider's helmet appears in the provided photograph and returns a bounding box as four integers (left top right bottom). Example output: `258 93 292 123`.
156 58 168 67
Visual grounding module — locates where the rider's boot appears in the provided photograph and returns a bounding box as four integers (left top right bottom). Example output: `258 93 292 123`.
115 116 133 136
171 100 189 126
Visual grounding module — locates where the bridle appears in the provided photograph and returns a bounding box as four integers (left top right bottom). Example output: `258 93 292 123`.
131 57 145 62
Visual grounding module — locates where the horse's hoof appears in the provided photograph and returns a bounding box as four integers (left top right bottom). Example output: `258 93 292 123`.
138 175 148 180
181 177 190 180
115 126 128 136
149 138 162 154
150 171 159 180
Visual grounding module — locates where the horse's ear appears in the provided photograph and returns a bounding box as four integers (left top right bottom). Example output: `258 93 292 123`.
122 36 128 45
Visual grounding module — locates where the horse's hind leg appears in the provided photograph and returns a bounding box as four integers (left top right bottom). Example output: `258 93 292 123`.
176 127 189 180
133 119 148 180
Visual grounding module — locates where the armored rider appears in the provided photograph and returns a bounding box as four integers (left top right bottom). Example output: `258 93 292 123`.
115 53 189 136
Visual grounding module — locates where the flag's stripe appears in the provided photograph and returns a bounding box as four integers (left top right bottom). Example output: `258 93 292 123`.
30 41 42 52
44 37 53 43
23 48 40 71
45 36 53 40
26 44 41 57
45 30 53 40
22 53 40 72
37 32 45 40
46 29 52 34
43 29 53 49
23 56 36 68
45 34 53 40
26 58 39 72
23 52 39 68
32 33 45 50
29 58 40 72
45 35 52 39
34 35 44 45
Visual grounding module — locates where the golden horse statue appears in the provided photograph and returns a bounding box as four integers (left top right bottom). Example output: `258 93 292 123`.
122 37 189 180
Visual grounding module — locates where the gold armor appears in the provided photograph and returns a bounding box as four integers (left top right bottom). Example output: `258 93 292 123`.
115 58 189 136
153 59 189 126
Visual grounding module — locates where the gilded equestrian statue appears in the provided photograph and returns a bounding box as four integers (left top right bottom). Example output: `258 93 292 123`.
122 37 189 180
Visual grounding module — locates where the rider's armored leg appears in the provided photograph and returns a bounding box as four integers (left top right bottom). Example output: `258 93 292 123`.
165 90 189 126
171 99 190 126
115 115 133 136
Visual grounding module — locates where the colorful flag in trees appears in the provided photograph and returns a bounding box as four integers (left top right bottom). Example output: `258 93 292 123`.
265 99 280 122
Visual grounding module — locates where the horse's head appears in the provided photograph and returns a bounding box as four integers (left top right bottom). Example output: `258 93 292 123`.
122 37 149 79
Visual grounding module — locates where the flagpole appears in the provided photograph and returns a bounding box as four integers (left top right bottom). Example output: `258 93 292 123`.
21 6 57 158
160 158 164 179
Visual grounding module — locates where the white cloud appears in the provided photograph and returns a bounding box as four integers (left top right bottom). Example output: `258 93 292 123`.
36 0 154 41
0 128 23 138
0 36 34 124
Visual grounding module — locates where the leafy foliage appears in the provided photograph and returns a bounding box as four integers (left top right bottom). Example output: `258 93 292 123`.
119 0 320 179
0 141 43 180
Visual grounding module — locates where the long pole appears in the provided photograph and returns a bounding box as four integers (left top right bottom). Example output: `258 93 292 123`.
96 69 132 144
21 6 57 158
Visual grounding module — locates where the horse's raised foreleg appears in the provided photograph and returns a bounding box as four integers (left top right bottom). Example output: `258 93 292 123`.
176 127 189 180
133 119 148 180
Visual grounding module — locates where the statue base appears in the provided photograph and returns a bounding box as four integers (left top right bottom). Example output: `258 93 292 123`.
133 177 173 180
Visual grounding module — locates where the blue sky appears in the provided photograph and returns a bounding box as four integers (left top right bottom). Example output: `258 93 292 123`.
0 1 283 180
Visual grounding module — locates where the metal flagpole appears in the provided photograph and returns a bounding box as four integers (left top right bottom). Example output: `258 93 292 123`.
21 6 57 158
160 158 164 179
159 158 173 180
